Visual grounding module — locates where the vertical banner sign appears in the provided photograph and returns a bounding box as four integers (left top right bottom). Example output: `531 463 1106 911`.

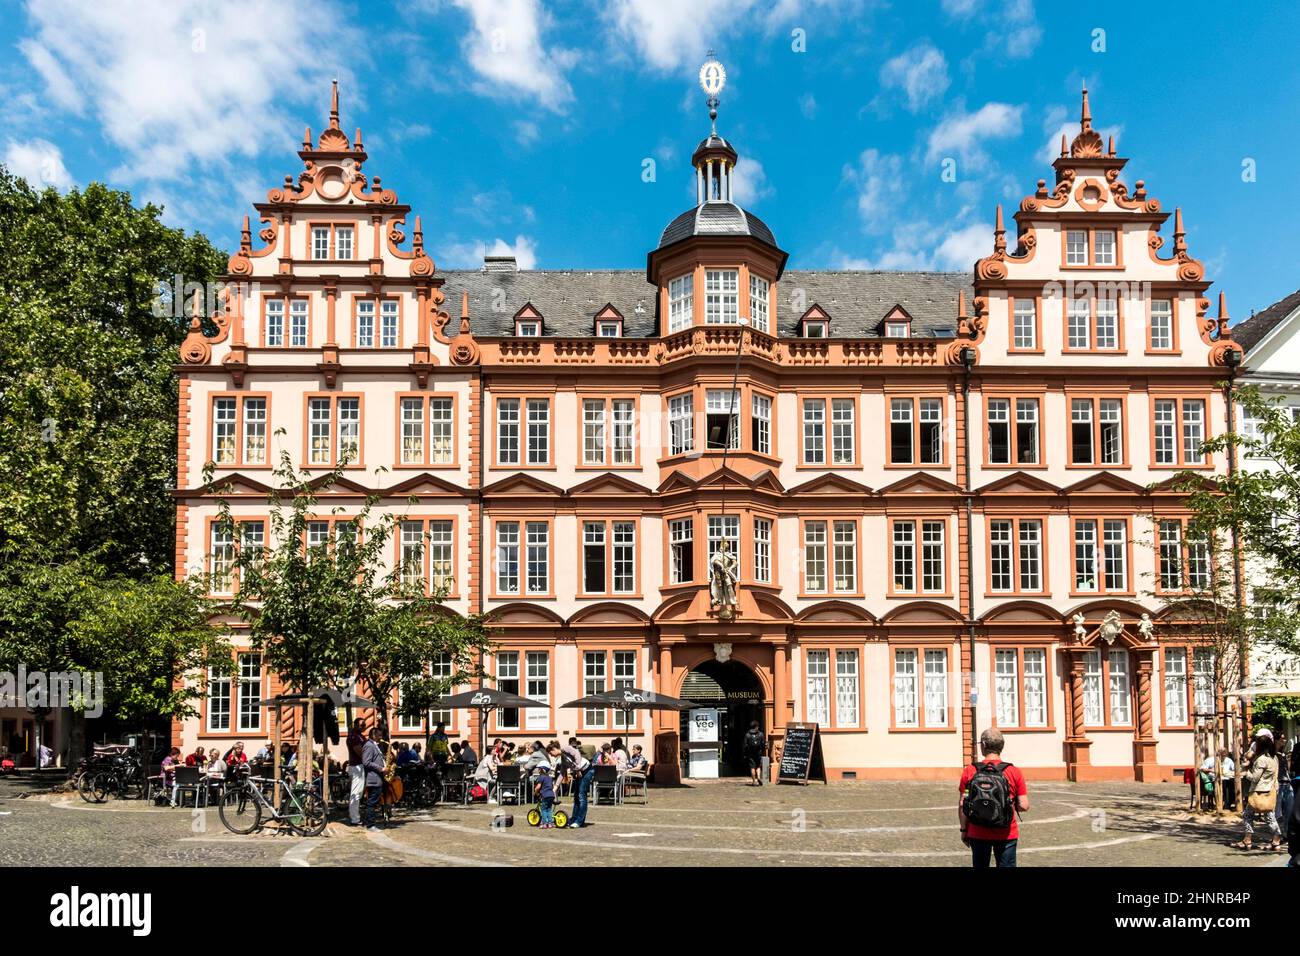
688 707 720 778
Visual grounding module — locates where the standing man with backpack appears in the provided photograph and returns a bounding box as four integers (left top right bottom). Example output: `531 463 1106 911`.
959 728 1029 868
743 721 766 786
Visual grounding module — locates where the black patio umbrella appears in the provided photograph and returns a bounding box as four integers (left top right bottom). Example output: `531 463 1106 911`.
430 687 550 757
561 687 695 762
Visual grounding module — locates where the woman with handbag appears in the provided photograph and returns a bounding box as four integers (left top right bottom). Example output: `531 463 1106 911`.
1234 729 1282 852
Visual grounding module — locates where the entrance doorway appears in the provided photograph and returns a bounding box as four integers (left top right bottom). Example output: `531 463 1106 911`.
680 659 764 777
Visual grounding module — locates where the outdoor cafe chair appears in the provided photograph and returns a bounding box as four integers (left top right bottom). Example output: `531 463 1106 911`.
441 762 469 804
495 764 524 805
173 766 205 808
592 764 620 805
620 769 649 805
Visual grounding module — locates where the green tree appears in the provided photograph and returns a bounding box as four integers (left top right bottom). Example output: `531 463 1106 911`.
1178 385 1300 654
0 168 227 572
213 448 488 741
0 167 228 761
1167 384 1300 811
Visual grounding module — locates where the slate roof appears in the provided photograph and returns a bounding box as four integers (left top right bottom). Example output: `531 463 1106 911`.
1232 287 1300 355
440 268 972 340
658 202 778 250
777 271 970 338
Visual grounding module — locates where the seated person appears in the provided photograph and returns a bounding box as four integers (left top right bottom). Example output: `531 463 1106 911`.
204 748 227 781
625 744 649 776
223 741 248 766
473 752 495 791
161 747 182 806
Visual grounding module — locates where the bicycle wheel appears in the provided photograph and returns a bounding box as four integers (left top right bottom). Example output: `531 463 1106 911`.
554 809 568 828
292 792 328 837
89 772 112 803
76 771 98 803
218 786 261 835
526 807 541 827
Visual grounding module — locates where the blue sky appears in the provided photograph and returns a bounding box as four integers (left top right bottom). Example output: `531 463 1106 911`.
3 0 1300 320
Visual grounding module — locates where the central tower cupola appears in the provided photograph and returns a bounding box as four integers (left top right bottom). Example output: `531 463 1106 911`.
648 53 787 335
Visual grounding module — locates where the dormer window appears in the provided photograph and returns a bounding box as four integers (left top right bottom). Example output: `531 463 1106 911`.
802 320 828 338
597 321 621 337
516 320 541 337
880 306 913 338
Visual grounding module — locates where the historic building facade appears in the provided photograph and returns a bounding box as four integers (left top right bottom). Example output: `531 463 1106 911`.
172 83 1245 782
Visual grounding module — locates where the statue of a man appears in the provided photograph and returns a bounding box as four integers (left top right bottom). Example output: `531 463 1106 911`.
709 538 739 609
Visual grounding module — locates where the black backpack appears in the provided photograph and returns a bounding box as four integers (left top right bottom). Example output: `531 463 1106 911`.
743 730 765 755
963 761 1014 828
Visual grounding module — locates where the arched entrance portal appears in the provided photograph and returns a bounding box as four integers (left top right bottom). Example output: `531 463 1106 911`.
680 659 764 777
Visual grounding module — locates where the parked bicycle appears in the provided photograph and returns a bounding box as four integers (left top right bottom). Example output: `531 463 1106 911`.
76 749 145 803
218 769 328 836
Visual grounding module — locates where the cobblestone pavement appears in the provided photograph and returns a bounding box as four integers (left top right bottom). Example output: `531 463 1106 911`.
0 776 1283 867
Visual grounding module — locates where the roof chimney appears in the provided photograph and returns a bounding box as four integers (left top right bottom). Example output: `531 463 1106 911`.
484 255 518 273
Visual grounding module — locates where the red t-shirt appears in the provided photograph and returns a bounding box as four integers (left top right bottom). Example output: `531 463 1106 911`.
959 760 1027 841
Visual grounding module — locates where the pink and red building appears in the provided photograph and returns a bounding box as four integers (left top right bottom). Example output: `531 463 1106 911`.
172 83 1242 782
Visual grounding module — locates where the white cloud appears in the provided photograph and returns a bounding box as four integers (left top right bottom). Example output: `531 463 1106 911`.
606 0 755 72
934 222 991 270
829 218 993 272
941 0 979 16
800 92 817 119
439 234 539 270
731 157 773 206
451 0 576 110
513 120 541 146
926 102 1024 169
993 0 1041 59
880 43 950 112
3 138 73 190
16 0 355 223
842 149 907 230
606 0 860 71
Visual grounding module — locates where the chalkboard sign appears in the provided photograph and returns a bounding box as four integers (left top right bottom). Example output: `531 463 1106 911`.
777 722 826 784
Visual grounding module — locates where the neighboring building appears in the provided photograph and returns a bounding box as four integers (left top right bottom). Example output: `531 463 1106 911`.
1229 289 1300 727
172 82 1243 782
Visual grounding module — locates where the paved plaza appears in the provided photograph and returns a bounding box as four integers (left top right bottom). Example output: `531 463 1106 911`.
0 775 1284 867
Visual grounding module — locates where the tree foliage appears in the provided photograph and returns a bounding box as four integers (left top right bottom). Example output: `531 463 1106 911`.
213 449 487 732
0 168 230 744
1176 385 1300 656
0 167 227 571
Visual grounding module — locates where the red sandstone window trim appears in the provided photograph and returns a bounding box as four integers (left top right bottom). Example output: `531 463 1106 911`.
393 392 460 469
207 392 273 470
576 516 642 599
884 392 949 469
988 642 1056 733
393 514 461 600
983 514 1050 597
801 644 866 732
1063 392 1130 469
888 643 954 732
